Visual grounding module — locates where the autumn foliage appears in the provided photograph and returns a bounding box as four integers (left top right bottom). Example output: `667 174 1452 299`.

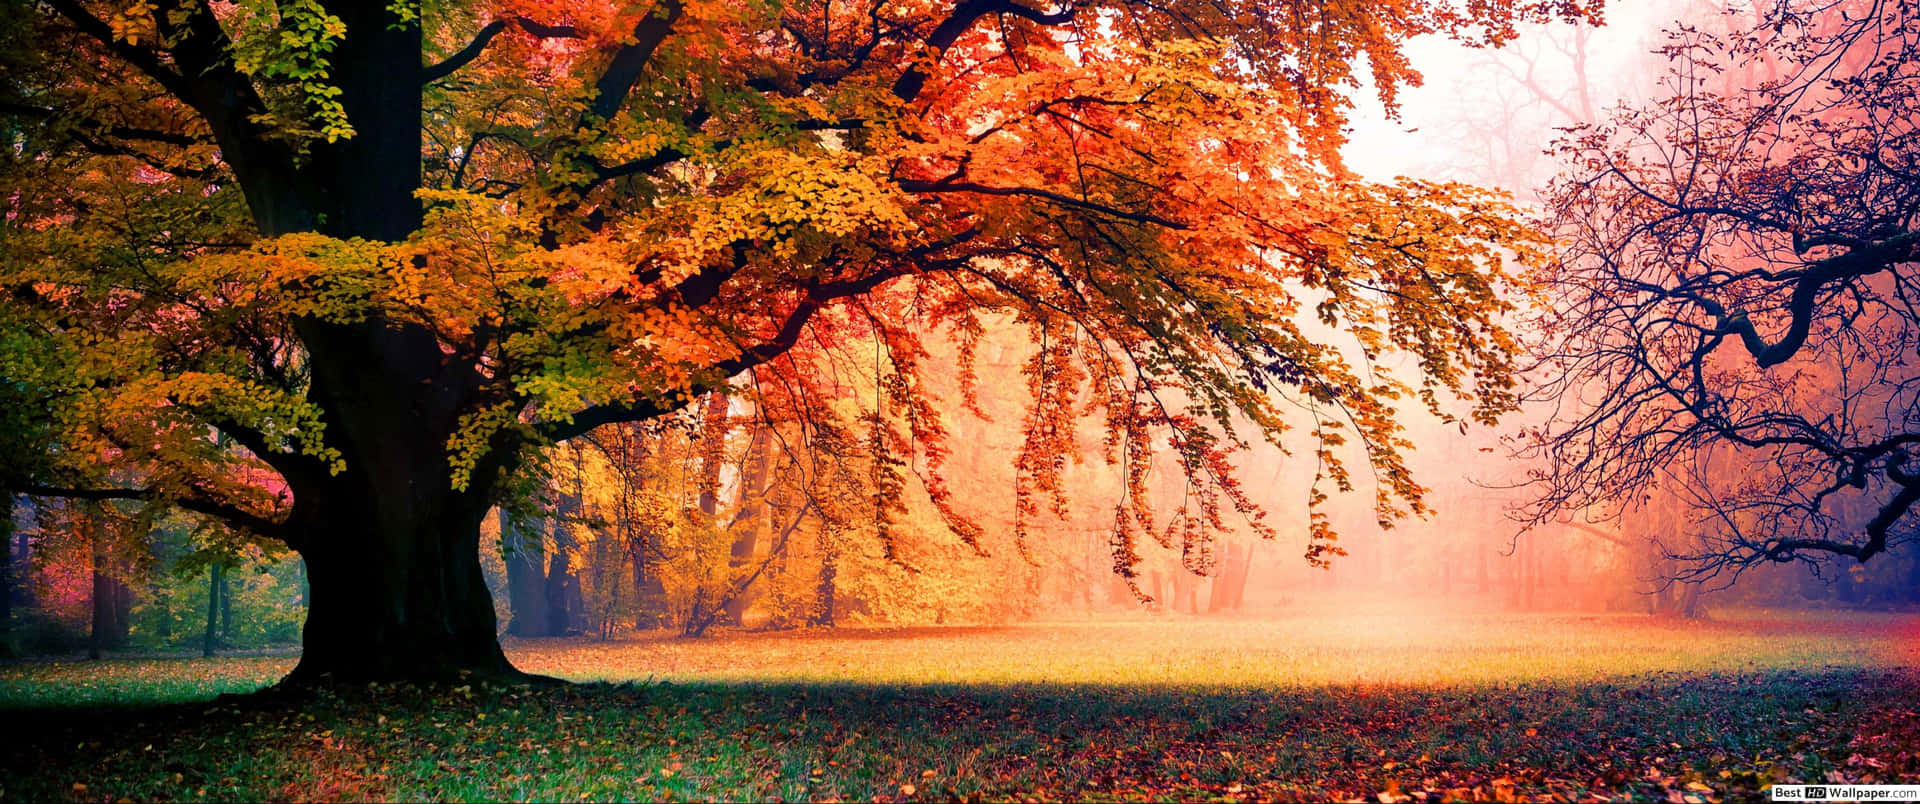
2 0 1592 678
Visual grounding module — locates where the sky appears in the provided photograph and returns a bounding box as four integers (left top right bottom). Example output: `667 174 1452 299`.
1342 2 1686 189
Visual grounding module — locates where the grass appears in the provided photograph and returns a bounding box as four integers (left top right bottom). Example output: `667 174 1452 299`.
4 608 1918 802
501 608 1920 686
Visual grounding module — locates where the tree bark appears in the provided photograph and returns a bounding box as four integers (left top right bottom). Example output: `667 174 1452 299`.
1171 569 1198 614
695 391 729 518
811 531 837 627
546 490 581 636
216 562 230 638
722 424 772 625
272 29 523 678
211 6 523 683
682 391 731 636
0 494 12 647
545 537 576 637
88 512 127 659
502 510 549 638
1907 550 1920 604
288 476 513 682
281 350 516 680
1677 581 1706 620
88 541 108 660
1227 543 1253 611
8 507 29 617
629 527 666 630
1207 543 1245 613
203 562 222 658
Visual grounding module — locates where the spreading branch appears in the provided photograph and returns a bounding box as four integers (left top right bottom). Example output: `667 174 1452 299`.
424 17 586 84
589 0 685 122
15 483 290 544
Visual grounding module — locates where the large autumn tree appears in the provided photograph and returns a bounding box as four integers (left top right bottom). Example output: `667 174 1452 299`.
0 0 1586 681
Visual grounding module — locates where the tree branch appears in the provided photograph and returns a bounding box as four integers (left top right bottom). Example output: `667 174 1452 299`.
590 0 685 122
424 17 586 84
897 178 1185 229
542 267 918 441
40 0 191 97
142 0 293 198
15 483 289 543
1700 229 1920 368
892 0 1074 102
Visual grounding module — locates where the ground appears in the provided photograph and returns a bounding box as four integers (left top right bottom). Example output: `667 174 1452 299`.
3 608 1919 801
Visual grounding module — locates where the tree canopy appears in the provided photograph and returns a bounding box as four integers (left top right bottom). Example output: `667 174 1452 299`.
0 0 1589 680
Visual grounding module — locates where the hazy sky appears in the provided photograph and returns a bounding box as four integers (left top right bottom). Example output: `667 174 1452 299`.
1343 3 1686 187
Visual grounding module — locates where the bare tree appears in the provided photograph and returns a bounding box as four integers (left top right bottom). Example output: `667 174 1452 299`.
1523 0 1920 580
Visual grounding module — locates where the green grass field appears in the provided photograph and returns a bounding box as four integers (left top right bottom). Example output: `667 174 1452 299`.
4 609 1918 801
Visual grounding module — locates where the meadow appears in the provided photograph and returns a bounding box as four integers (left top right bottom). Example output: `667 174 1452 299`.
3 608 1918 801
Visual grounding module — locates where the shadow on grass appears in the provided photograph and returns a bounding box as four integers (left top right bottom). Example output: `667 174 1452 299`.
2 667 1915 802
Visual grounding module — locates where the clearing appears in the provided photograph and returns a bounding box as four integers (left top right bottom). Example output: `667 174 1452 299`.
4 609 1917 801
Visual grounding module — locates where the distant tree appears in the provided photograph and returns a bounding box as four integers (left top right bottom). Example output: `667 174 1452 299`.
500 507 550 638
0 494 11 653
202 560 226 657
1524 0 1920 581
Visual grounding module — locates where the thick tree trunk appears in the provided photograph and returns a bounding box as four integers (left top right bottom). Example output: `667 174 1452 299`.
199 0 517 682
629 535 658 629
1206 542 1251 613
191 0 535 684
289 479 512 682
681 392 731 636
8 512 29 617
154 583 171 642
1677 582 1706 620
629 526 670 630
275 354 520 676
1227 543 1253 611
1171 569 1198 613
1837 570 1860 604
695 391 729 518
88 567 109 659
271 12 518 680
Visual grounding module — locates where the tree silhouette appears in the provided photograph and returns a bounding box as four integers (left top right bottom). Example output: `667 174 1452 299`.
1524 0 1920 579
